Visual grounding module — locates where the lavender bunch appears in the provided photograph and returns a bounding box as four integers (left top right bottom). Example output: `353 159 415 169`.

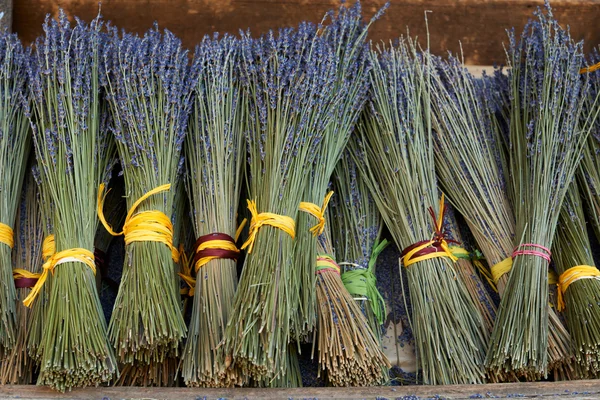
102 26 192 366
329 151 387 344
222 22 340 381
180 34 245 387
0 167 42 384
430 53 573 380
291 2 380 340
26 11 117 390
350 39 489 385
486 4 598 377
0 31 31 357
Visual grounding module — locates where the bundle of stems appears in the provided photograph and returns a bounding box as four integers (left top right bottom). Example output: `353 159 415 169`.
486 5 599 377
222 21 340 381
553 181 600 376
350 38 489 385
102 25 193 366
291 2 383 340
0 30 31 357
429 52 573 378
0 168 43 384
252 345 302 388
26 165 53 362
25 12 117 390
179 34 245 388
313 218 390 386
443 207 497 336
115 180 187 388
579 49 600 243
329 151 387 344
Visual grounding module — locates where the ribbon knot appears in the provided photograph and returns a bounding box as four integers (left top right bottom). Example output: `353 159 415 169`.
13 269 42 289
23 247 96 308
341 239 389 325
240 200 295 254
401 194 459 268
299 191 334 236
98 183 179 262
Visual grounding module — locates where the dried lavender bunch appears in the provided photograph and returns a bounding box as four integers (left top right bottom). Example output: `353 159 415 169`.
579 48 600 243
487 4 598 377
430 53 572 378
26 11 117 390
291 2 381 340
180 34 245 387
313 217 390 386
554 181 600 376
329 151 387 344
0 31 31 357
222 23 339 381
26 164 52 362
0 167 42 384
350 39 489 385
102 25 193 366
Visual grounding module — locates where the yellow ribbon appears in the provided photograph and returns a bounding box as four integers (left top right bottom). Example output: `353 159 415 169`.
42 235 55 261
98 183 179 262
580 62 600 74
491 257 513 285
240 200 295 254
178 245 195 297
299 191 334 236
402 194 458 268
557 265 600 312
316 254 341 275
0 222 14 249
23 248 96 308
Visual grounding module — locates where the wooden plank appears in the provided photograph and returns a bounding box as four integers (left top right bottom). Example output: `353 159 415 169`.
12 0 600 66
1 380 600 400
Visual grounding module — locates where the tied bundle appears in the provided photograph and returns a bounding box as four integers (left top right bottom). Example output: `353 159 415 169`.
222 21 340 381
291 2 382 340
486 5 598 377
554 182 600 376
179 34 246 388
0 169 43 384
329 151 388 344
429 53 572 378
26 165 53 362
0 31 31 357
25 12 117 391
313 225 390 386
101 25 193 366
350 39 489 385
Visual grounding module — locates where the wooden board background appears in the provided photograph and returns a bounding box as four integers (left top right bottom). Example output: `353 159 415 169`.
12 0 600 66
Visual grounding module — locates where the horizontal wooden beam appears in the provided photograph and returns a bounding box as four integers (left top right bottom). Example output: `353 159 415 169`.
12 0 600 66
1 380 600 399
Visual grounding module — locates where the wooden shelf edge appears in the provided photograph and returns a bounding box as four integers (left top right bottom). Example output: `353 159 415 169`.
1 380 600 400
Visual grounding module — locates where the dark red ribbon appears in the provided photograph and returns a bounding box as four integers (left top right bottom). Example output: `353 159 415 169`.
14 277 38 288
193 232 239 267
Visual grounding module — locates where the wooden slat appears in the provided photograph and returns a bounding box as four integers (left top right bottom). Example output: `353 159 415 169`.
1 380 600 399
12 0 600 66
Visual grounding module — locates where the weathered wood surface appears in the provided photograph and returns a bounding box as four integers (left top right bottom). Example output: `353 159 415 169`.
12 0 600 66
1 380 600 400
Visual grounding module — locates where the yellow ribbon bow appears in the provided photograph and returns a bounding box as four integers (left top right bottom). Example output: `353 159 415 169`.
240 200 295 254
23 248 96 308
557 265 600 312
98 183 179 262
299 191 334 236
0 222 14 249
42 235 56 261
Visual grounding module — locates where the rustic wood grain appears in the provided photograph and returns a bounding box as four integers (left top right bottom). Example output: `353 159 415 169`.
2 380 600 399
12 0 600 66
